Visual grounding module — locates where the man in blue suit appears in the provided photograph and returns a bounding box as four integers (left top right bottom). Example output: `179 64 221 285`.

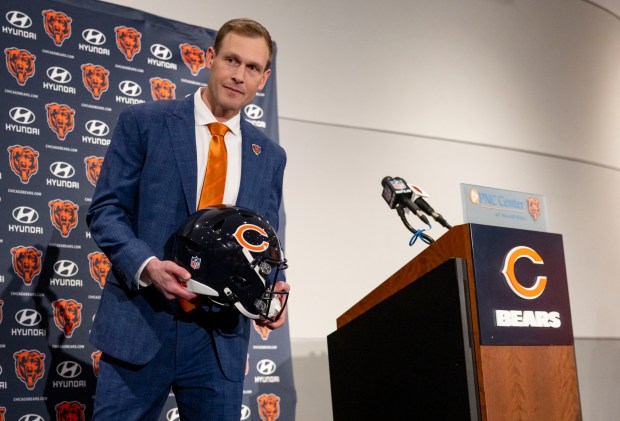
87 18 289 420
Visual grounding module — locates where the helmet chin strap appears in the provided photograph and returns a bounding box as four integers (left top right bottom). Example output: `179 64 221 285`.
224 287 260 319
185 279 219 296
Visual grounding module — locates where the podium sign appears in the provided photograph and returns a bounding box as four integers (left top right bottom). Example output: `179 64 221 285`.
470 224 574 345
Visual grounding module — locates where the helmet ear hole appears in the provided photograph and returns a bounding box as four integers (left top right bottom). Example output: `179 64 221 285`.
231 275 249 287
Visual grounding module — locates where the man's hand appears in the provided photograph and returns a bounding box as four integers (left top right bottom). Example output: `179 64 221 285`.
141 258 197 301
257 281 290 330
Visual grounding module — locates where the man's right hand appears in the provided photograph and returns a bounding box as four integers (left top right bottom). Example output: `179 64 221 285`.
140 258 198 301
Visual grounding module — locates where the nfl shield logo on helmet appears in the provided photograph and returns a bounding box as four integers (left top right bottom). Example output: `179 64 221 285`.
190 256 201 270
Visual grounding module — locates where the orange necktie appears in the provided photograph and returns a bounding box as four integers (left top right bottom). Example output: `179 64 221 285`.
198 122 229 209
180 122 229 313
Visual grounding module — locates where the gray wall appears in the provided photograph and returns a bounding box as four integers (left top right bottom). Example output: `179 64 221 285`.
106 1 620 419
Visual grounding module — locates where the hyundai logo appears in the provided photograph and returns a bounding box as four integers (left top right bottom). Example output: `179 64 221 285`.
57 360 82 378
85 119 110 137
240 405 251 420
15 309 42 327
53 260 79 277
50 161 75 179
46 66 72 84
244 104 264 120
18 415 45 421
256 359 277 375
166 408 180 421
6 11 32 29
150 44 172 60
9 107 35 124
82 28 106 45
119 80 142 97
12 206 39 224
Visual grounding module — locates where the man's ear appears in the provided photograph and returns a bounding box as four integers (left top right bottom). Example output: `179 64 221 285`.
205 46 215 70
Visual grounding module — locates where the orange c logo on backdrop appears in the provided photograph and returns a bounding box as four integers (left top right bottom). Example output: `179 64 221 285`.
501 246 547 300
234 224 270 252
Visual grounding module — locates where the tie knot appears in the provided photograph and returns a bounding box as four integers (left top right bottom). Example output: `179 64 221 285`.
208 122 229 137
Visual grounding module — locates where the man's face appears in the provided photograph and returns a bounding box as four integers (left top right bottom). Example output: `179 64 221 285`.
204 33 271 120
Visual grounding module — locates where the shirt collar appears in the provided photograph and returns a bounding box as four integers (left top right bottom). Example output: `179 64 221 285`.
193 87 240 136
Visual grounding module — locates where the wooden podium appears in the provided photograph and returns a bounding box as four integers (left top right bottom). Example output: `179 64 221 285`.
328 224 582 420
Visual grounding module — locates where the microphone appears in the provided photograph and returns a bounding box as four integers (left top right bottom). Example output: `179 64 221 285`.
408 183 452 229
381 176 430 226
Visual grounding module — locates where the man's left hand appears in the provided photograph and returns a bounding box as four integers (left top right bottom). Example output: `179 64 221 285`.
257 281 290 330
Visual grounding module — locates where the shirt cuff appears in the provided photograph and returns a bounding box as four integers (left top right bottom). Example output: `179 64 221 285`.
135 256 156 288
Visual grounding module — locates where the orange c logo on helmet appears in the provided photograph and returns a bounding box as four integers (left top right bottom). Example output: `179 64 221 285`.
4 47 36 86
45 103 75 141
10 246 43 286
501 246 547 300
257 394 281 421
234 224 269 252
42 10 72 46
115 26 142 61
81 64 110 100
8 145 39 184
55 401 86 421
88 251 111 289
149 77 176 100
49 199 79 238
13 349 46 390
179 43 205 76
84 156 104 186
52 299 82 338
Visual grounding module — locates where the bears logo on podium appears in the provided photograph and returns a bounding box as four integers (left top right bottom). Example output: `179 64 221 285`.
115 26 142 61
7 145 39 184
52 299 82 338
49 199 79 238
4 48 36 86
10 246 43 286
13 349 46 390
149 77 176 100
42 10 72 47
179 43 205 76
81 64 110 100
88 251 111 289
45 103 75 141
55 401 86 421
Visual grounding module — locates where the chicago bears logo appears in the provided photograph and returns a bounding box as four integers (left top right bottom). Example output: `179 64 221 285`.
149 77 176 100
257 394 281 421
42 10 72 47
4 47 36 86
84 156 104 186
253 320 272 341
13 349 46 390
88 251 111 289
91 351 102 377
45 103 75 141
49 199 79 238
0 406 5 421
81 64 110 100
527 197 542 221
179 43 205 76
10 246 42 286
52 299 82 338
7 145 39 184
55 401 86 421
115 26 141 61
234 224 270 252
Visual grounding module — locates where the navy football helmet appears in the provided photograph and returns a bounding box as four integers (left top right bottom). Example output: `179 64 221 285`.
173 205 288 320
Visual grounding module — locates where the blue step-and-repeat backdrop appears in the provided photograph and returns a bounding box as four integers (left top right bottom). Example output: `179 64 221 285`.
0 0 296 419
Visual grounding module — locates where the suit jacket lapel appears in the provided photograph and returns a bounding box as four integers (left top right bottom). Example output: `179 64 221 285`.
237 119 265 208
166 96 197 213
